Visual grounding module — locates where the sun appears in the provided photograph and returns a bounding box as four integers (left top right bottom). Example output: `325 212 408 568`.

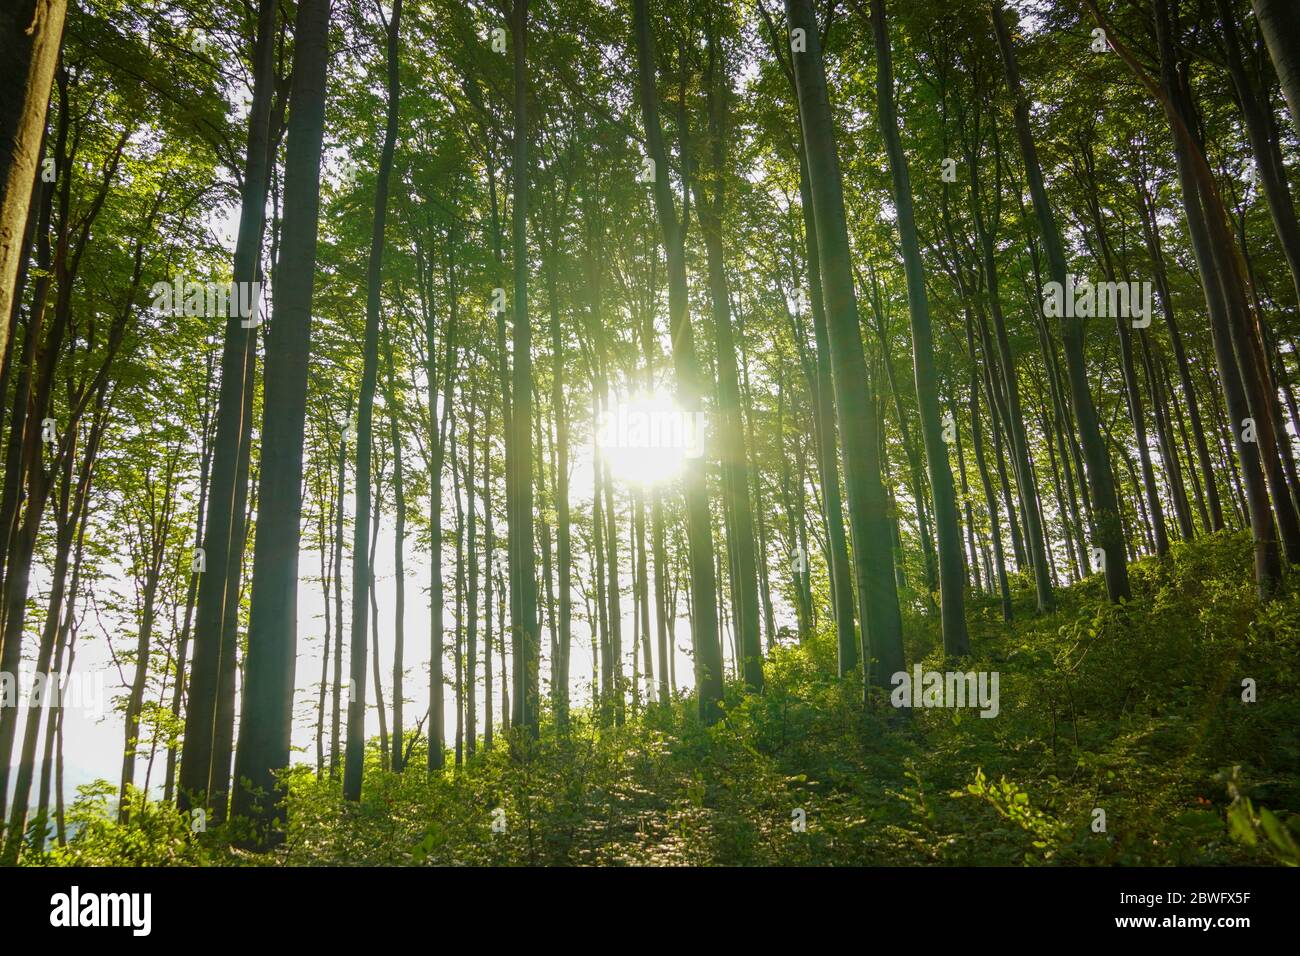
594 389 706 489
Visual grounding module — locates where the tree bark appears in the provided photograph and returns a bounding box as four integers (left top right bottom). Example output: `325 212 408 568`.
229 0 333 838
786 0 905 687
0 0 66 352
1251 0 1300 141
508 0 540 741
992 0 1130 601
632 0 727 718
179 0 278 817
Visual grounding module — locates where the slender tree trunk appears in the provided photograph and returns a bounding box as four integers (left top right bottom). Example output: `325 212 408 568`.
340 0 400 802
993 0 1129 601
329 417 347 777
424 235 456 773
508 0 539 741
1134 167 1223 531
482 417 493 751
179 0 278 817
380 316 408 771
958 106 1053 610
967 312 1012 620
315 471 331 779
2 400 99 861
632 0 726 719
1217 0 1300 307
601 448 624 725
535 407 556 721
695 18 763 691
1143 0 1284 590
229 0 333 839
796 148 857 673
872 3 971 651
787 0 905 688
547 253 571 729
453 460 465 767
591 393 610 717
497 567 509 733
464 401 478 758
36 491 86 845
119 452 179 824
0 0 66 347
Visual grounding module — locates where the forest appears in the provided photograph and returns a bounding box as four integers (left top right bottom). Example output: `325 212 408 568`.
0 0 1298 869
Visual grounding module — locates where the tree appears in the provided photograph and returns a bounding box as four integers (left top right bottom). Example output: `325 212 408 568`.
991 0 1130 602
1251 0 1300 140
786 0 905 687
507 0 540 740
179 0 279 819
868 0 971 652
229 0 334 838
0 0 66 356
632 0 726 720
343 0 402 800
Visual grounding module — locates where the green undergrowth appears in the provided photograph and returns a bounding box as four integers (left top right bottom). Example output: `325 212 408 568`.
27 531 1300 866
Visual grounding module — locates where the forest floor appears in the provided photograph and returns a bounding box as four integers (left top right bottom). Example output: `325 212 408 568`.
40 531 1300 866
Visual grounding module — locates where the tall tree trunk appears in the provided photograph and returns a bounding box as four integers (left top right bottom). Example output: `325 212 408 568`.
547 250 571 728
873 1 977 650
340 0 400 802
591 391 610 717
535 406 556 721
315 466 331 779
119 452 179 824
958 103 1054 610
795 152 856 671
2 397 99 861
383 316 407 771
1140 0 1286 590
167 364 213 800
228 0 333 839
1073 134 1170 559
35 482 86 846
786 0 905 688
696 17 763 691
651 490 671 703
0 0 66 349
632 0 726 720
992 0 1130 601
634 492 653 702
368 456 388 771
329 416 347 778
453 457 465 767
508 0 539 740
1217 0 1300 308
179 0 278 817
1134 165 1222 531
482 400 494 750
464 399 479 758
497 566 509 733
601 445 624 724
870 0 970 652
423 234 456 773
